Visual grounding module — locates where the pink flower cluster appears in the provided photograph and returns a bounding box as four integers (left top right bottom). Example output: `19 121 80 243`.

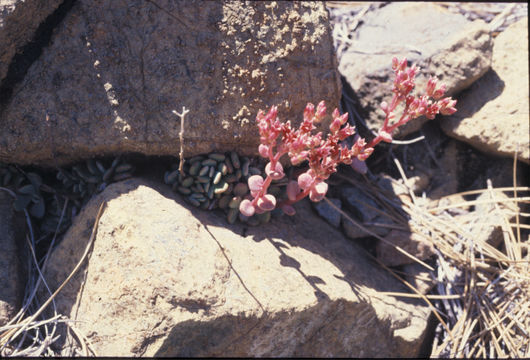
366 57 457 149
239 57 457 217
239 100 372 217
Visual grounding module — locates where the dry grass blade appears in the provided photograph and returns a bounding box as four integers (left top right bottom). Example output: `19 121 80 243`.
427 153 529 358
0 202 106 356
334 146 529 358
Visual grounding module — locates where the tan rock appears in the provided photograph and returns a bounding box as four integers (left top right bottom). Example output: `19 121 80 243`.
441 18 529 164
0 1 340 167
43 178 431 357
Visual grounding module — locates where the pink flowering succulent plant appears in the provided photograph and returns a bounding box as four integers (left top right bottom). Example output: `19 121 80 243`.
239 57 457 217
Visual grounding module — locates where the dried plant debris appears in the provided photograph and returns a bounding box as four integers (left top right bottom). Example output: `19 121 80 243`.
426 185 530 358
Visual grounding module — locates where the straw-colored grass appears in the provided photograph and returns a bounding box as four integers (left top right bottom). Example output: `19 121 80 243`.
330 151 529 358
0 194 105 357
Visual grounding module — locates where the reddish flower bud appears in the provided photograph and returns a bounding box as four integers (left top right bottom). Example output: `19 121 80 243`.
433 84 446 99
425 103 440 119
338 125 355 141
426 77 437 96
330 117 342 133
258 144 269 158
304 102 315 122
290 151 308 165
392 57 400 71
380 101 389 114
357 147 374 161
315 101 327 122
439 98 457 115
352 137 366 155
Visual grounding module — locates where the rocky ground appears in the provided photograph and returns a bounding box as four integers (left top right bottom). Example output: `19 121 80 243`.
0 1 528 357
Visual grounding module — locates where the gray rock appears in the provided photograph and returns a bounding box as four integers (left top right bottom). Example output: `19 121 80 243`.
337 2 492 137
441 18 529 164
340 186 392 239
312 197 341 228
42 178 431 357
0 0 63 83
0 191 24 326
0 1 341 166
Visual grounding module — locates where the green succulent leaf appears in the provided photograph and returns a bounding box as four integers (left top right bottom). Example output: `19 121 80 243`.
13 194 32 212
26 172 42 189
17 184 35 195
30 200 45 219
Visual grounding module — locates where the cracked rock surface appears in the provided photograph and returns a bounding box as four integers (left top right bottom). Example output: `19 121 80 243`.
0 0 340 166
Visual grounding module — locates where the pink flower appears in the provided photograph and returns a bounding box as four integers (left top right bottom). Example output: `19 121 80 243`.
315 101 326 123
240 57 457 220
439 98 458 115
365 57 457 151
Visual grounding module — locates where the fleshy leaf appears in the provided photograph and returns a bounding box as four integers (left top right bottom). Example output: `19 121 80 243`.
309 181 328 202
30 200 45 219
248 175 264 192
239 199 255 217
257 194 276 211
265 161 284 180
281 203 296 216
13 194 32 212
286 180 299 201
297 172 313 190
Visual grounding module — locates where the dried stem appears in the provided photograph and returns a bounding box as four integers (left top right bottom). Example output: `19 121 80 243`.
172 106 189 173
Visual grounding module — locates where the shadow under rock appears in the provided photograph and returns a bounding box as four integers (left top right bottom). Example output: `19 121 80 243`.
149 178 431 356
